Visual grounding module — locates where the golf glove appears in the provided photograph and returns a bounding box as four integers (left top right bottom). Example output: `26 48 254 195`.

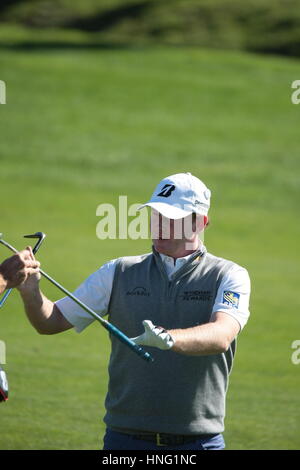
131 320 175 350
0 366 8 402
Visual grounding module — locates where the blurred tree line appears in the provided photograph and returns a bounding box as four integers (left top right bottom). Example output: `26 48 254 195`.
0 0 299 57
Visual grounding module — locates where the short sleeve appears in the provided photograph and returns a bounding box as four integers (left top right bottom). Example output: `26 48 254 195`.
212 265 251 331
55 259 118 333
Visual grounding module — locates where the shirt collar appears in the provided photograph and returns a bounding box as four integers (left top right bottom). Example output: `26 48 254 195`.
159 251 194 267
158 243 205 267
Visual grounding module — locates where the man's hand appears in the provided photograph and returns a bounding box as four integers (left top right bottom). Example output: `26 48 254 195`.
0 247 40 292
131 320 175 350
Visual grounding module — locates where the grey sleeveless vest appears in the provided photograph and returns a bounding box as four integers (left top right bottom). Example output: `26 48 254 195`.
104 246 237 435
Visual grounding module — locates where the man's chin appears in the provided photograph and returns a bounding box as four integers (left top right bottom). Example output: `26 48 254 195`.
153 238 200 256
153 239 173 254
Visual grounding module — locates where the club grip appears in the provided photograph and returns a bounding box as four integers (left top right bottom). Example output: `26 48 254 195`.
102 321 154 363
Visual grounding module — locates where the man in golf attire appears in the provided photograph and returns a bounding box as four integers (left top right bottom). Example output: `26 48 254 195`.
18 173 251 450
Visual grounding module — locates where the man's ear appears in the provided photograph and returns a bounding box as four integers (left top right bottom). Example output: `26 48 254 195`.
193 214 208 233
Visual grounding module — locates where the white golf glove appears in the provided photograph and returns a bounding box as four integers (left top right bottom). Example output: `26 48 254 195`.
131 320 175 350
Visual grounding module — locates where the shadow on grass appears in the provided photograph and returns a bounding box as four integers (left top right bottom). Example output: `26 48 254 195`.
0 40 298 60
0 40 136 52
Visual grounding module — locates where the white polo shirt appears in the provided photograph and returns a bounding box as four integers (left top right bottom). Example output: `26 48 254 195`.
55 250 251 333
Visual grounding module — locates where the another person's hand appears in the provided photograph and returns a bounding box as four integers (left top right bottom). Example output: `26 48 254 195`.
131 320 175 350
0 248 40 291
0 366 8 402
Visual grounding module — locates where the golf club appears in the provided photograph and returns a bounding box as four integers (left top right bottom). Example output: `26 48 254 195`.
0 234 154 363
0 232 46 307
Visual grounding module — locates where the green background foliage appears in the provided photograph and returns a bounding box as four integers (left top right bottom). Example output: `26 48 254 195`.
0 0 300 56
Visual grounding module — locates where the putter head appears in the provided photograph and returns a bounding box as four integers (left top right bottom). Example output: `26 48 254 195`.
24 232 46 255
24 232 46 241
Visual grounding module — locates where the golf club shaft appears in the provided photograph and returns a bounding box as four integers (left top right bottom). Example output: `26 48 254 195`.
0 239 19 307
0 289 11 306
39 267 153 362
0 237 153 363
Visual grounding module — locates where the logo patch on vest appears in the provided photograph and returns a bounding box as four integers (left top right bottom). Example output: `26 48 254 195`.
126 286 150 297
222 291 240 309
179 290 212 301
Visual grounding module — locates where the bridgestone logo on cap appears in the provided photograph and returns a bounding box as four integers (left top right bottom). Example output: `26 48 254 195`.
157 184 176 198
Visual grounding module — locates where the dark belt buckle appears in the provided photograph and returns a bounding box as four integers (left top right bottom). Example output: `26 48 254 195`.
156 433 168 447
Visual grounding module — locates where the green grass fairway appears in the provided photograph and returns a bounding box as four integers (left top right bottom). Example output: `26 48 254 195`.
0 37 300 449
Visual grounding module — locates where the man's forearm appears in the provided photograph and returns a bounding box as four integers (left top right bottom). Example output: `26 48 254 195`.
169 320 236 356
170 324 227 355
19 286 60 334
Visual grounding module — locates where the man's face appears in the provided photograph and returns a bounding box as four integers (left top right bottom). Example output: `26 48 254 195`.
150 209 205 254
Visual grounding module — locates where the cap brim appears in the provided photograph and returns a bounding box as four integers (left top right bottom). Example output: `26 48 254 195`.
137 202 193 219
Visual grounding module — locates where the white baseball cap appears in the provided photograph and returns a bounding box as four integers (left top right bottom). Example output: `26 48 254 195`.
138 172 211 219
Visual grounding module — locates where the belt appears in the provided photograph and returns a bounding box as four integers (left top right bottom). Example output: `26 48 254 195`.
131 432 217 447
